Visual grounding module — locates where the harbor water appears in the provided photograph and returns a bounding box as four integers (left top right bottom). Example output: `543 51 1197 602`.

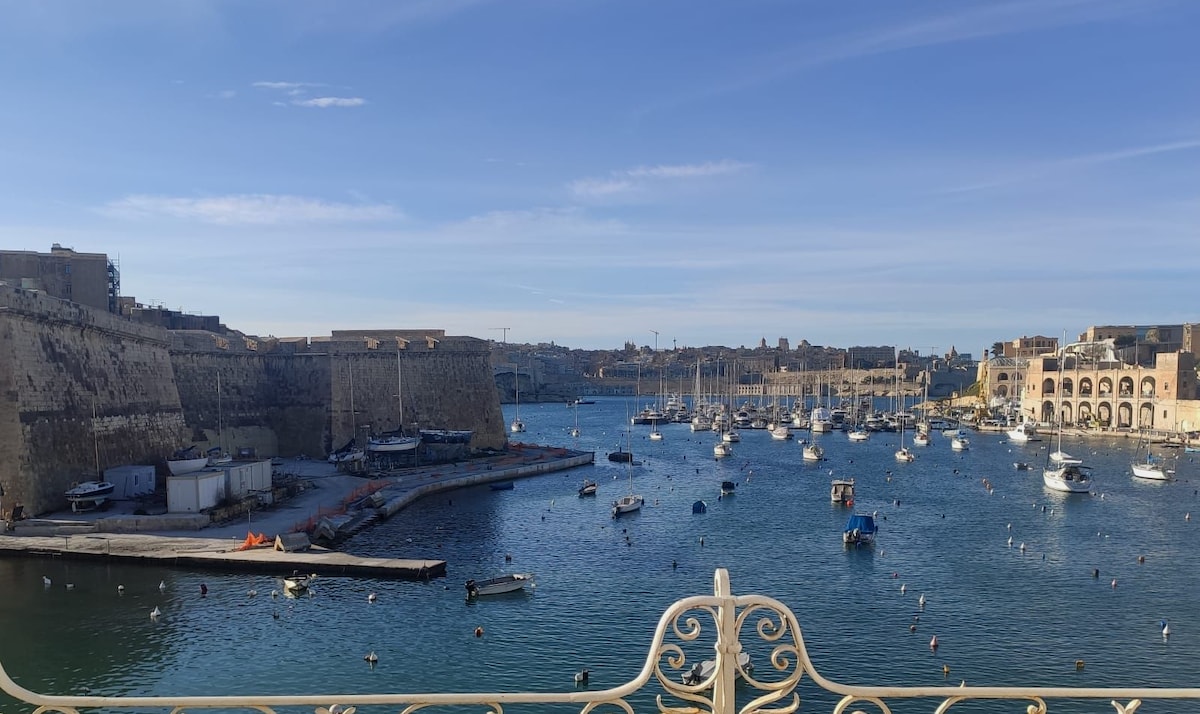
3 396 1200 713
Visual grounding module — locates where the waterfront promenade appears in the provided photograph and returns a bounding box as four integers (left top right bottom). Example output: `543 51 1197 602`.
0 444 593 578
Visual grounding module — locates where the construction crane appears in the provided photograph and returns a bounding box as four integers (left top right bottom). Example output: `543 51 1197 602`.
490 327 510 345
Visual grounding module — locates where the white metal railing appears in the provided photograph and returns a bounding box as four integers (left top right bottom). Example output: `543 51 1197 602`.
2 568 1198 714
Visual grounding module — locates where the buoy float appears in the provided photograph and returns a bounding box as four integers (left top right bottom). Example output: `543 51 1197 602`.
942 664 950 676
1138 555 1146 564
475 626 484 637
368 593 378 603
929 635 939 651
1111 579 1118 588
117 585 125 594
909 624 917 633
1075 659 1085 670
364 651 378 662
574 668 589 684
900 584 907 595
918 594 926 609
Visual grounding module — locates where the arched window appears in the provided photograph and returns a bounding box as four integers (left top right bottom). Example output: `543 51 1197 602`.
1079 378 1093 397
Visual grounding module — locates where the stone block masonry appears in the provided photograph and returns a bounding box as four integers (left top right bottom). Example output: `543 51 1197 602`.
0 287 508 516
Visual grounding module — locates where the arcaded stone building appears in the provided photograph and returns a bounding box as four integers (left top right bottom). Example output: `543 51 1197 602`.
1020 340 1197 431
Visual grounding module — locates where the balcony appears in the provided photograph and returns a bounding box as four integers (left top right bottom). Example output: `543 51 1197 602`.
1 569 1196 714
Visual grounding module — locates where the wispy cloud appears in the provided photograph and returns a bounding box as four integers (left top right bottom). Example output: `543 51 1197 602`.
567 178 635 197
643 0 1154 113
101 194 401 225
570 160 751 198
252 81 325 91
942 138 1200 193
292 96 366 108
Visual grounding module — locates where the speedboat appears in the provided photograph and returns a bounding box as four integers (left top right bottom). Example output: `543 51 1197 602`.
847 428 870 442
802 444 824 462
465 573 534 598
64 481 115 512
578 479 598 497
843 513 877 546
1007 422 1042 443
951 436 970 451
681 652 753 686
283 573 315 594
830 479 855 505
720 480 736 496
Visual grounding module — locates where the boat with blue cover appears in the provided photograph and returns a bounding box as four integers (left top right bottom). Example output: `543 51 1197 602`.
843 513 877 546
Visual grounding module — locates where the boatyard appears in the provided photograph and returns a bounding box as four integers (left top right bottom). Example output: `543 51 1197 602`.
0 445 593 579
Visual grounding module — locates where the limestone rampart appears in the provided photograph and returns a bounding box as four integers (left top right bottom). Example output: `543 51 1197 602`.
0 286 507 516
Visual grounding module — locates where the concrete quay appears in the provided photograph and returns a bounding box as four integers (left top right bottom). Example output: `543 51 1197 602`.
0 445 594 580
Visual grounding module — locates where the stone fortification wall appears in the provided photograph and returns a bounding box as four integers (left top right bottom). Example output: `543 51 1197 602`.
0 287 507 515
169 348 331 459
0 286 184 515
328 333 507 452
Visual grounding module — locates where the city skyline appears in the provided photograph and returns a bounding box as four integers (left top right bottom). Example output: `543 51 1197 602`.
1 1 1197 350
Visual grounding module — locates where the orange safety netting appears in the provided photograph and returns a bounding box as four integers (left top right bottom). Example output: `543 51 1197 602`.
236 531 270 551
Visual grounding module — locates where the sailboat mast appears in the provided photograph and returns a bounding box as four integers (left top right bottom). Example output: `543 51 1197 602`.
92 398 101 479
396 347 404 435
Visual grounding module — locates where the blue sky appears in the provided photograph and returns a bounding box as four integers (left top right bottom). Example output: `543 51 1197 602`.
1 0 1197 353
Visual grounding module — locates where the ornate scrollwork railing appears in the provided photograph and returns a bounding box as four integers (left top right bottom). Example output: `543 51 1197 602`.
2 568 1199 714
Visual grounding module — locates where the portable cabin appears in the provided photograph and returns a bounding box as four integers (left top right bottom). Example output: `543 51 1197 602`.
102 464 156 500
167 470 226 513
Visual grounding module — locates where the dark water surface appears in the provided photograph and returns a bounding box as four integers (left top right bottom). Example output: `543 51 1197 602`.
3 397 1199 713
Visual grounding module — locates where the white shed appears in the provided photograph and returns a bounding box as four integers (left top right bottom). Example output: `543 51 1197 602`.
167 470 226 513
102 464 156 500
217 460 272 501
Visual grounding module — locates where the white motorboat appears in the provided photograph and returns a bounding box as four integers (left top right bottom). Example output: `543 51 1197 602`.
802 444 823 462
578 479 598 496
649 429 664 441
282 573 315 594
810 407 834 433
64 481 115 512
681 651 753 686
830 479 855 505
951 435 970 451
713 441 732 458
465 573 534 597
721 430 741 443
1007 422 1042 442
770 425 793 440
367 435 420 453
847 427 870 442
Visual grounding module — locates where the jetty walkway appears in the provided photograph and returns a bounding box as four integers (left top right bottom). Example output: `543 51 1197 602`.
0 444 593 580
